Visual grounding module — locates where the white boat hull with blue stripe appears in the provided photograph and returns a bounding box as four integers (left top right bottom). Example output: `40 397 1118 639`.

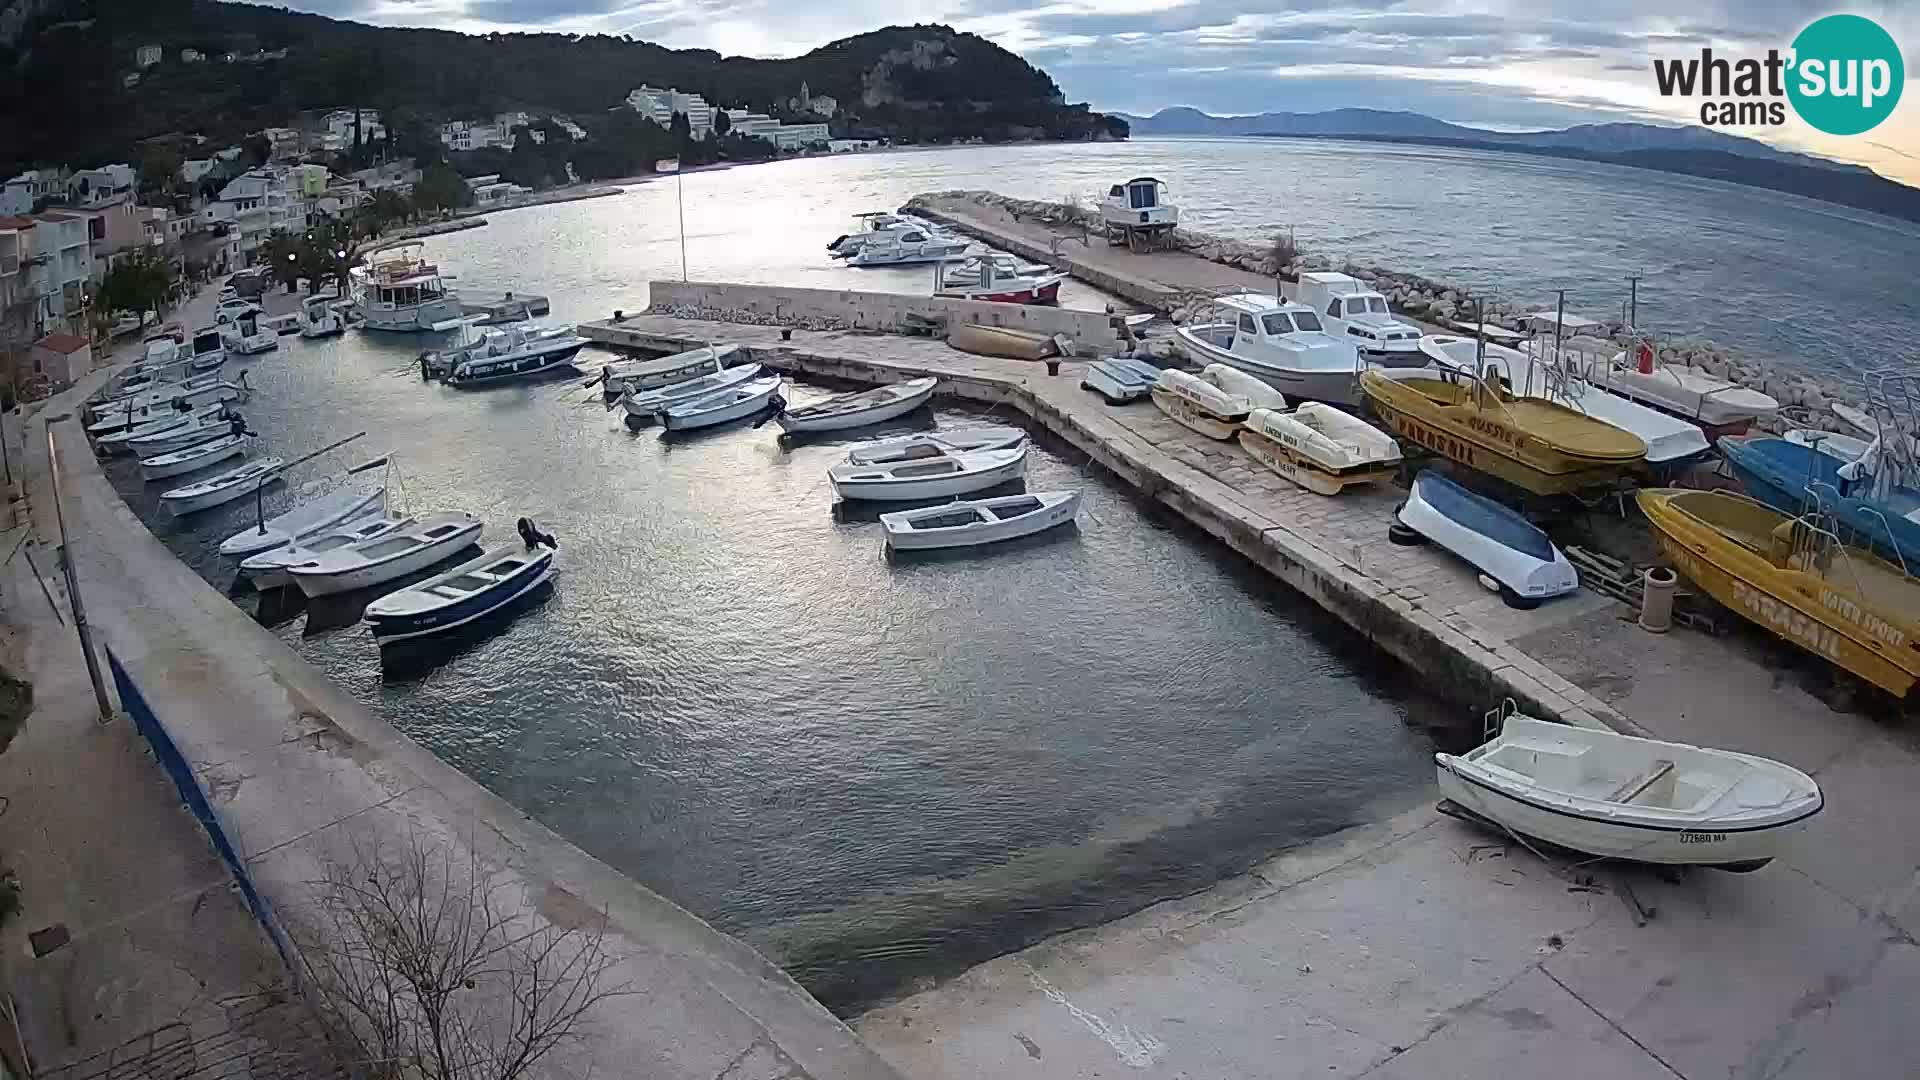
1396 470 1577 607
364 542 555 643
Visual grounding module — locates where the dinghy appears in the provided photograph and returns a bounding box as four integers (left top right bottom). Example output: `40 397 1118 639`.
1395 470 1578 607
88 373 236 427
845 427 1027 466
218 485 389 557
124 412 237 458
95 404 225 451
947 323 1058 361
1082 357 1161 403
1200 364 1289 411
617 362 762 416
1150 369 1252 440
829 445 1028 502
882 491 1080 550
658 374 785 431
1436 708 1821 871
594 344 743 397
159 457 285 516
284 511 484 598
775 377 938 434
364 541 555 644
241 511 406 589
1238 404 1401 495
140 435 246 482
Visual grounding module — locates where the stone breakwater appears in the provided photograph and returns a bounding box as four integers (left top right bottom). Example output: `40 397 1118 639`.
906 190 1878 438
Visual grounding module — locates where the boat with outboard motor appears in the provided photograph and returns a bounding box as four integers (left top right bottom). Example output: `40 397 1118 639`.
618 361 762 417
827 212 945 259
1395 469 1579 607
1718 435 1918 566
241 511 406 589
933 257 1063 305
285 511 484 597
364 532 556 644
658 374 785 431
436 323 588 387
845 224 970 267
1174 292 1373 406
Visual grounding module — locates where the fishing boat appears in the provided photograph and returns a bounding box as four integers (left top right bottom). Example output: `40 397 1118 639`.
223 315 279 357
117 356 196 396
284 511 484 598
933 258 1064 305
946 323 1058 361
95 403 228 452
364 541 555 644
844 224 970 267
775 377 938 434
260 313 302 336
1436 706 1822 871
1150 368 1252 440
159 457 286 516
1174 292 1366 406
87 376 240 432
1296 272 1423 356
594 344 743 397
658 374 785 432
1719 436 1919 565
1082 357 1161 403
1200 363 1289 411
241 512 406 589
935 253 1052 285
1238 404 1401 495
353 245 462 332
829 445 1029 502
124 411 238 458
845 426 1027 466
218 485 390 557
187 327 226 372
1638 488 1920 697
1361 369 1646 495
1100 177 1178 252
140 434 246 482
1592 340 1778 436
827 213 948 259
441 324 588 387
617 362 762 416
1396 470 1579 607
881 491 1081 550
299 295 346 338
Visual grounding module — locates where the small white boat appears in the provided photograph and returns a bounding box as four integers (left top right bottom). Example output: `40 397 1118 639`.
124 412 237 457
141 337 181 367
223 317 279 356
594 344 743 397
658 374 785 431
1783 428 1872 462
829 445 1028 502
140 434 246 482
284 511 484 598
775 377 938 434
241 511 406 588
88 377 240 431
186 327 226 372
442 323 588 386
218 485 390 557
845 426 1027 466
159 457 285 516
364 541 555 644
300 294 346 338
1082 357 1161 404
1238 404 1401 495
618 362 762 416
1150 368 1252 440
1199 363 1289 411
844 224 969 267
1594 342 1778 433
1436 709 1821 871
933 258 1064 305
260 312 303 336
1395 470 1578 608
95 403 228 452
1174 292 1364 406
882 491 1081 550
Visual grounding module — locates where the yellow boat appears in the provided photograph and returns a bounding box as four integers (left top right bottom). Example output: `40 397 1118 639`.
1360 369 1645 495
1639 488 1920 698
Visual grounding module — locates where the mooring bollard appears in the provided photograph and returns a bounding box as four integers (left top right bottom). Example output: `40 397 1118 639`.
1044 358 1061 376
612 309 624 323
1639 566 1676 633
781 329 793 341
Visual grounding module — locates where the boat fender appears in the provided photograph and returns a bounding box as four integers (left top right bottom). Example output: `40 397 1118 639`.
516 517 557 551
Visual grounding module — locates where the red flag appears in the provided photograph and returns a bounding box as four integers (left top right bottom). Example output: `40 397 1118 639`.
1636 340 1655 374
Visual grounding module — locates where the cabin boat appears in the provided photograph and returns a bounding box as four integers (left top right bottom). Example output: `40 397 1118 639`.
188 327 227 371
222 314 278 356
141 336 180 367
936 253 1052 285
827 213 938 259
241 512 407 589
1638 488 1920 698
619 362 762 416
844 225 970 267
658 374 785 431
300 295 346 338
219 485 389 558
284 512 484 598
1174 292 1367 406
140 434 246 482
1100 177 1178 251
364 541 555 644
1397 470 1579 607
845 427 1027 466
595 344 744 397
1360 368 1647 495
1593 339 1779 436
828 445 1029 502
882 491 1081 551
1239 404 1401 495
933 258 1063 305
260 312 302 336
353 245 462 332
1437 707 1822 871
1296 272 1423 355
946 323 1058 361
775 377 937 434
159 457 286 516
441 324 588 387
1718 436 1918 567
1150 368 1252 440
1082 357 1162 403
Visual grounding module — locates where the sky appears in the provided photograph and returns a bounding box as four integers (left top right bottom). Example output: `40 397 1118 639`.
266 0 1920 183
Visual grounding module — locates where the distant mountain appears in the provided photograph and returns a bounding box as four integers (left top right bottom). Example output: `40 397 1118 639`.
1112 108 1863 174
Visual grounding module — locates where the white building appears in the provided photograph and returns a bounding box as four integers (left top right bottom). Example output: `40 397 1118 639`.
627 86 712 139
829 138 879 153
207 169 306 265
554 117 587 141
715 110 828 150
67 164 135 209
318 109 386 152
135 44 162 68
29 212 92 323
179 158 217 185
181 48 204 63
2 170 68 215
440 120 510 152
260 127 303 160
769 123 830 149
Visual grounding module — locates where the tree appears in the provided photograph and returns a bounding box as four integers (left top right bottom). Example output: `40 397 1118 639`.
95 250 175 320
711 109 730 137
243 133 272 166
412 163 471 213
139 144 181 196
290 830 627 1080
668 109 691 153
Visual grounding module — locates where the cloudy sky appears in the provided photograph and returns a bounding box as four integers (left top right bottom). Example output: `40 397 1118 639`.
271 0 1920 182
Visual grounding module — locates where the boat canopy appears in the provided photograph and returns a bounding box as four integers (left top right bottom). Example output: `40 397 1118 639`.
1523 311 1603 333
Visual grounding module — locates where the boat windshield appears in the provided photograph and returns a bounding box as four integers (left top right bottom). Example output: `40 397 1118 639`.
1367 297 1390 314
1292 310 1325 332
1261 313 1296 336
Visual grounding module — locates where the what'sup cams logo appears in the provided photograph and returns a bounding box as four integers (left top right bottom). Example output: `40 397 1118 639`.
1652 14 1904 135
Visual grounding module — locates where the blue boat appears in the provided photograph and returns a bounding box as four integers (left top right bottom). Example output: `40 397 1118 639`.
1396 470 1578 607
363 541 555 644
1718 436 1919 566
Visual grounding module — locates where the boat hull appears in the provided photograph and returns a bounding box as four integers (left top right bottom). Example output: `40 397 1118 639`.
362 298 464 332
660 378 783 431
219 488 388 557
947 323 1057 361
832 455 1028 502
1082 358 1159 403
1149 384 1243 440
844 427 1027 465
1718 436 1918 566
598 344 745 397
883 492 1080 550
366 550 554 643
141 438 245 482
288 522 484 598
1237 425 1394 495
127 421 232 458
775 379 937 434
447 343 586 387
619 363 761 415
1174 330 1363 408
1398 472 1579 602
160 464 284 516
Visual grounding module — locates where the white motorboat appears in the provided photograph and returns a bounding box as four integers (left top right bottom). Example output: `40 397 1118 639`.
284 511 484 598
353 245 462 332
1592 340 1779 434
299 295 346 338
1238 404 1401 495
658 374 785 431
241 512 407 589
827 212 913 258
775 377 938 434
87 376 238 432
1082 357 1161 403
260 312 303 336
438 323 587 387
1783 428 1872 462
594 344 743 397
845 426 1027 466
1295 272 1423 355
935 253 1051 285
1100 177 1178 251
159 457 285 516
1199 363 1289 411
141 337 181 367
1436 709 1822 871
117 356 196 396
932 258 1064 305
1174 292 1366 406
218 485 390 557
1395 470 1578 608
363 541 556 644
223 315 279 356
845 224 970 267
882 491 1081 550
618 362 763 416
1150 368 1252 440
95 403 228 452
829 445 1028 502
187 327 226 372
124 411 237 457
140 435 246 482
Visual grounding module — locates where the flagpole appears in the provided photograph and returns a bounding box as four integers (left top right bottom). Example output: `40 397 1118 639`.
677 168 688 283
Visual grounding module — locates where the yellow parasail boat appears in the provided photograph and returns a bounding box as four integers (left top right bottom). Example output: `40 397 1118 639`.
1639 488 1920 698
1360 369 1646 495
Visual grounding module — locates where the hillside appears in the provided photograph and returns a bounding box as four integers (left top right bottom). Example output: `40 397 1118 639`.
0 1 1127 172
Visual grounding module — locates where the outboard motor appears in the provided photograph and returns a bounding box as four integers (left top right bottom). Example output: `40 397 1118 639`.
516 516 557 551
